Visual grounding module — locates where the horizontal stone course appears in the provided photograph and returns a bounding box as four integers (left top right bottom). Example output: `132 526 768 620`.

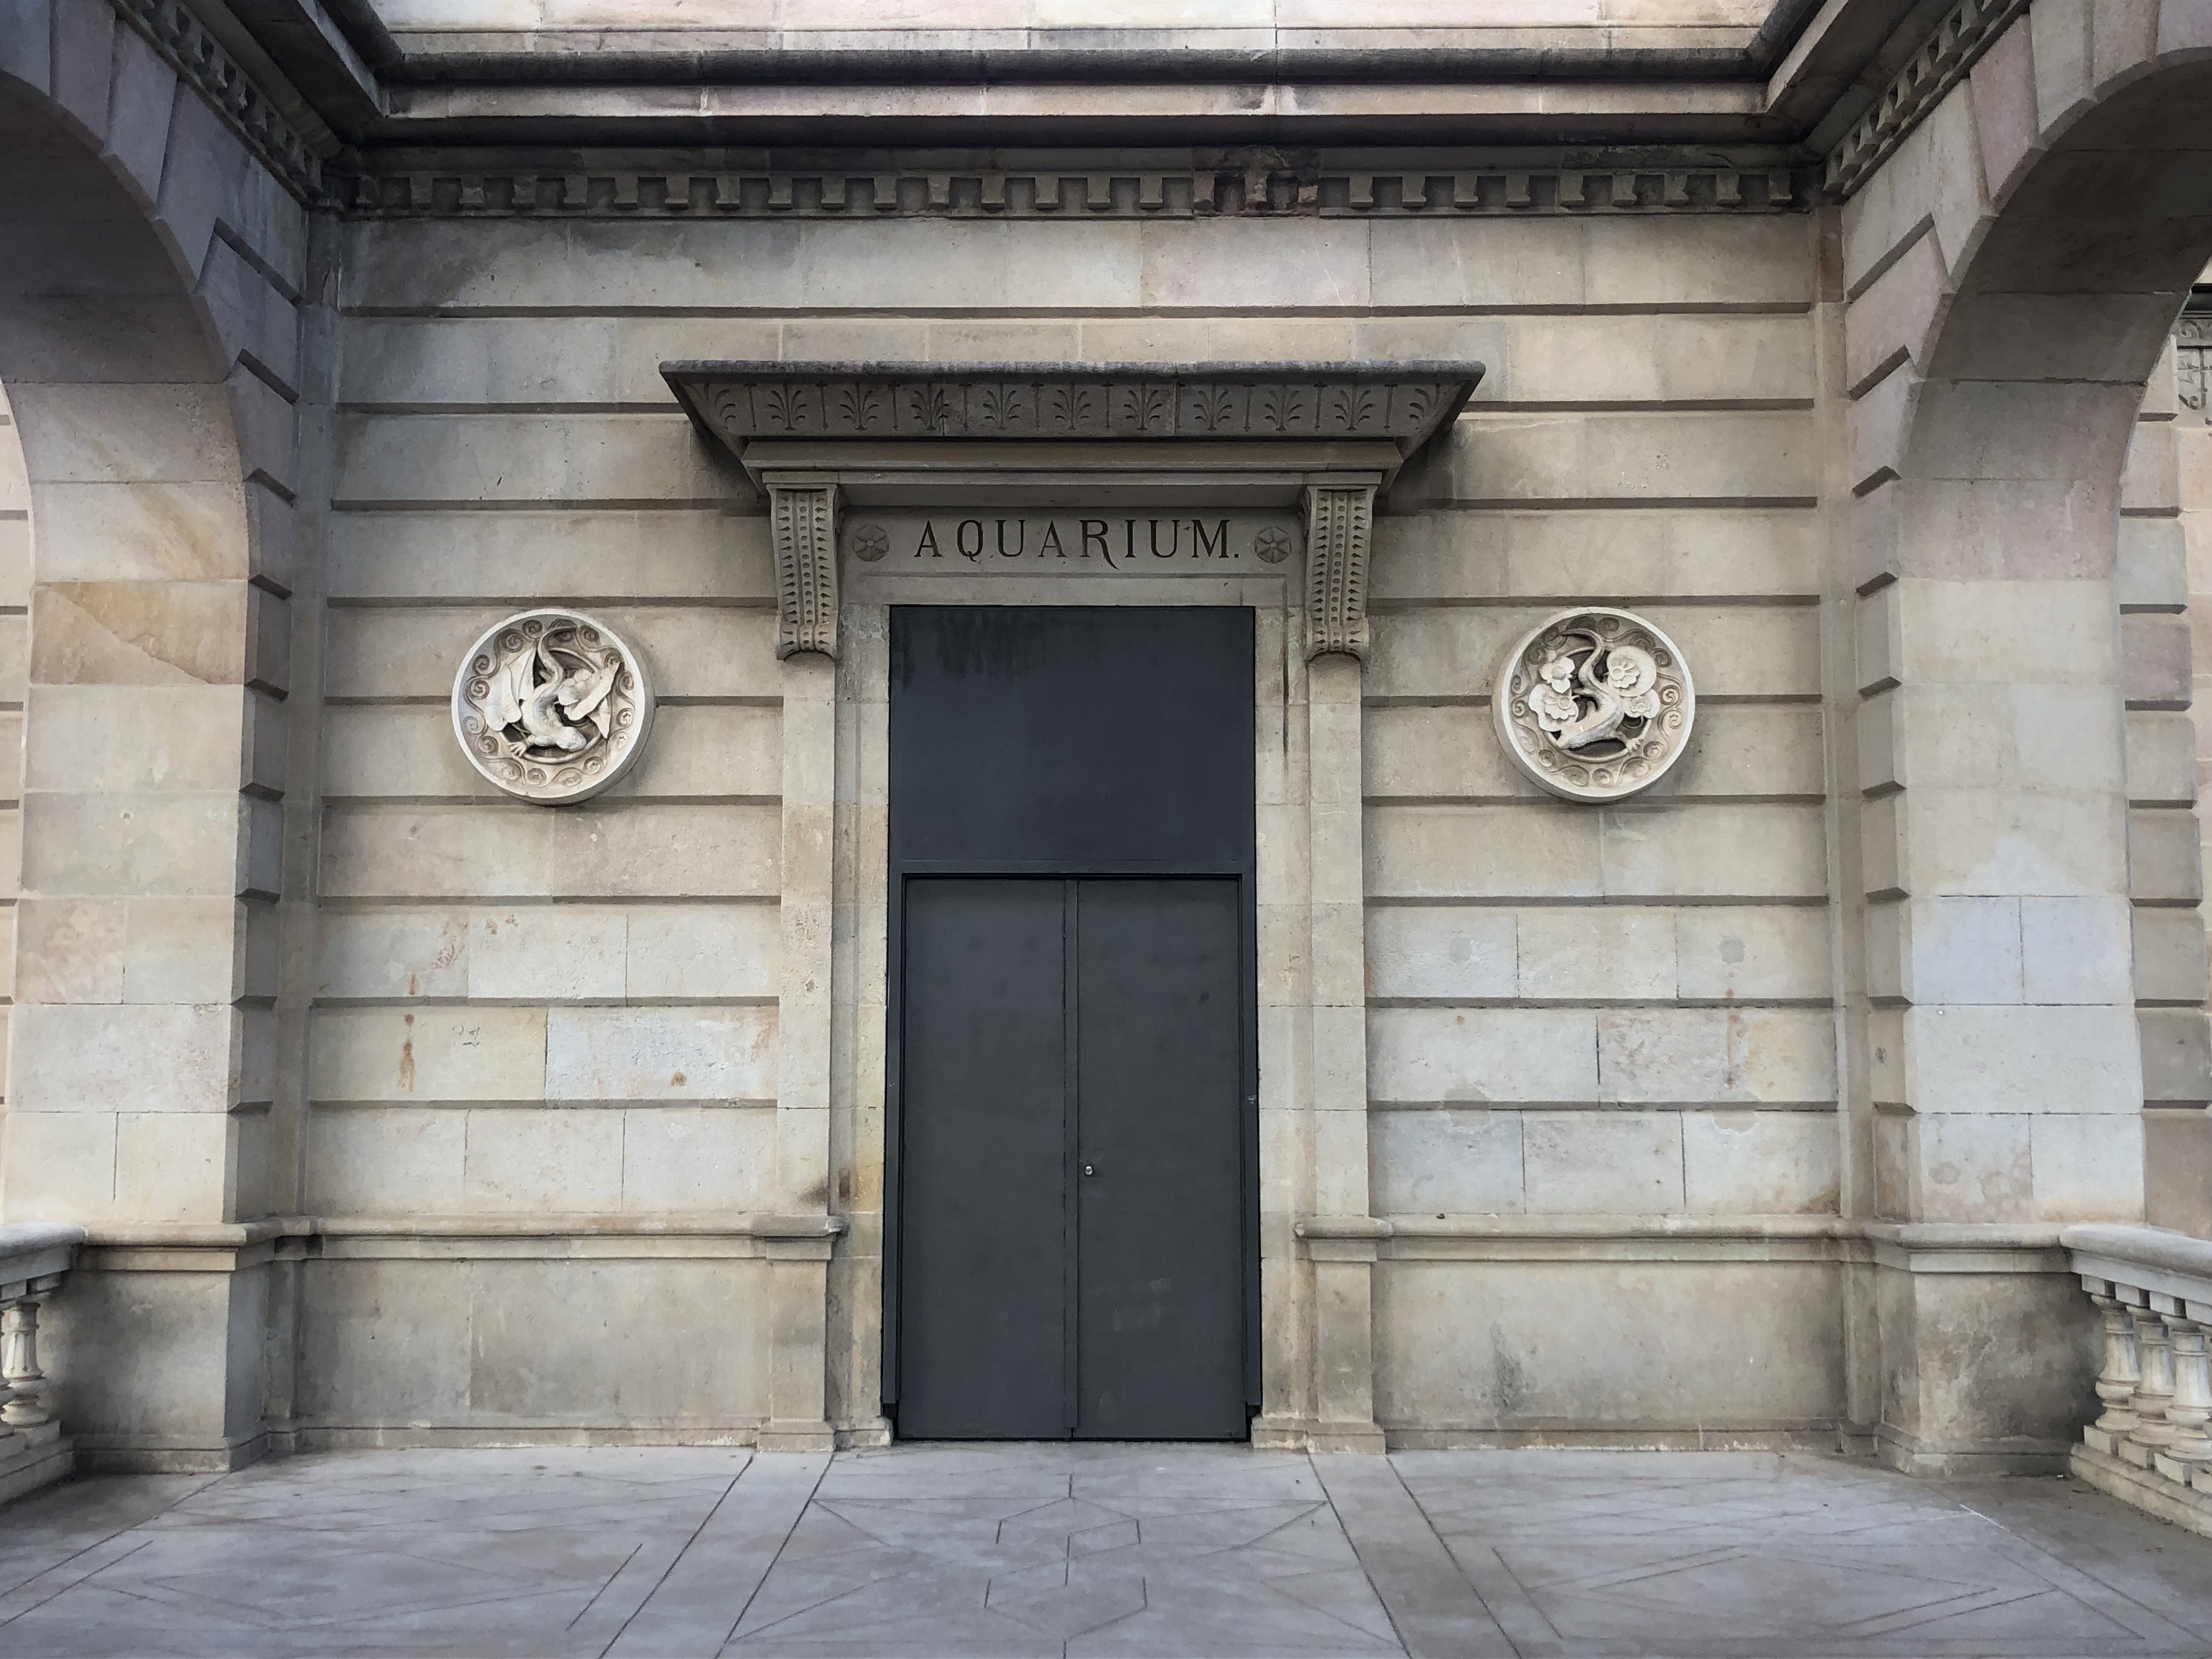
297 1255 769 1423
1371 507 1818 601
335 413 734 506
340 213 1813 313
324 703 781 802
1367 802 1827 899
1367 902 1829 1002
317 903 780 1002
327 605 778 703
1367 602 1818 702
1435 409 1816 503
318 802 781 899
335 311 1812 410
1369 1004 1834 1104
327 511 775 602
309 1005 777 1104
1375 1254 1844 1430
1365 703 1822 800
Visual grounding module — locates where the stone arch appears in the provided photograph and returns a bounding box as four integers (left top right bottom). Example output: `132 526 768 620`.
0 0 309 1468
1839 1 2212 1472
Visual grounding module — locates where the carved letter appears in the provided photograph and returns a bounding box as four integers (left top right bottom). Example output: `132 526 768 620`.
1192 518 1229 558
771 482 839 659
1304 484 1374 660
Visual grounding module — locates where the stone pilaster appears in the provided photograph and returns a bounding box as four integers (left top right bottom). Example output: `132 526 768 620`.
1300 482 1385 1453
766 484 840 1449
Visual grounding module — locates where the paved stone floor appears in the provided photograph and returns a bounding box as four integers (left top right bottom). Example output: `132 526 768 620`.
0 1445 2206 1658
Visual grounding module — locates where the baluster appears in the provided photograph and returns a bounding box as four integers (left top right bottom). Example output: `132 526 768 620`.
2125 1308 2177 1465
0 1297 48 1430
2088 1292 2141 1450
2161 1318 2212 1470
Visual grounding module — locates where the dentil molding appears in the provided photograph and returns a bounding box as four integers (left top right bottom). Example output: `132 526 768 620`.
1494 608 1696 802
1823 0 2030 198
334 166 1804 219
452 610 655 803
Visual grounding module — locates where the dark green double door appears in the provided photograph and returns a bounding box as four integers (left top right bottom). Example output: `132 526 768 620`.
886 606 1256 1441
898 878 1245 1438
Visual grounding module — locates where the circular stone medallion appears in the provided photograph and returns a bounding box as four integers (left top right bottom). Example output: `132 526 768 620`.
451 610 655 804
1493 607 1695 802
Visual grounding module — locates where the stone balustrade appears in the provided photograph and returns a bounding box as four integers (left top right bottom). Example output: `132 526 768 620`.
0 1224 82 1503
2065 1224 2212 1539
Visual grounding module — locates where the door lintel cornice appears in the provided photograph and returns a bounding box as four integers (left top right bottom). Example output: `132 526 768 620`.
663 359 1485 500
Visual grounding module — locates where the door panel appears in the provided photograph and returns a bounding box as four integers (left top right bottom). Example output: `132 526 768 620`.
888 605 1256 1442
896 877 1247 1440
1074 879 1246 1438
896 879 1070 1439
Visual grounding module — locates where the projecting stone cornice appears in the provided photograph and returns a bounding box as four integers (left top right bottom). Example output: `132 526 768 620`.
109 0 1989 189
664 359 1486 492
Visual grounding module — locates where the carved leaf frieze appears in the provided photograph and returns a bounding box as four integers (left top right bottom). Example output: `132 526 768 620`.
681 368 1477 455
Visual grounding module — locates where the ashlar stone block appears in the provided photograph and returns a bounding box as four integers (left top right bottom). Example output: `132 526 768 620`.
304 1105 467 1214
1367 1006 1598 1104
1522 1112 1684 1213
1369 1109 1524 1216
11 1000 236 1113
2134 906 2210 1005
544 1006 777 1103
460 1107 624 1213
1515 907 1673 1001
309 1007 547 1104
1682 1110 1842 1214
1900 1003 2142 1115
1364 906 1515 1001
1596 1007 1836 1104
620 1104 777 1212
1675 906 1831 1000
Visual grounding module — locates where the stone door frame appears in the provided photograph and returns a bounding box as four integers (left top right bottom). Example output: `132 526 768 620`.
666 360 1484 1449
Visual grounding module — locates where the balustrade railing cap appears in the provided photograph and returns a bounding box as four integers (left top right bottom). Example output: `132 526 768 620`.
2063 1222 2212 1286
0 1224 85 1259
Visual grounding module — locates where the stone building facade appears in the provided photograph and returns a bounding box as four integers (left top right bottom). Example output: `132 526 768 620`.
0 0 2209 1479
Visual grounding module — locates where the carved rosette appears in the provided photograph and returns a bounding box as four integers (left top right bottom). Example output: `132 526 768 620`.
452 610 654 804
1493 608 1694 802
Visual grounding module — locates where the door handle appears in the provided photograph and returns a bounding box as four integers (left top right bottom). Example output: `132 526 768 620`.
1082 1164 1097 1177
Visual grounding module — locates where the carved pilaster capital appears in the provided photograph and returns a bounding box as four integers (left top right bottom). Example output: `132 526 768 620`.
1304 483 1375 662
770 482 840 659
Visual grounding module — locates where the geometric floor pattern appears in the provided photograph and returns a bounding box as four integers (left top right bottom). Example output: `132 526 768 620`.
0 1444 2206 1657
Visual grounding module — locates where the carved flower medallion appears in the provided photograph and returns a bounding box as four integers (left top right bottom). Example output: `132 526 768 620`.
1493 607 1694 801
452 610 655 804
